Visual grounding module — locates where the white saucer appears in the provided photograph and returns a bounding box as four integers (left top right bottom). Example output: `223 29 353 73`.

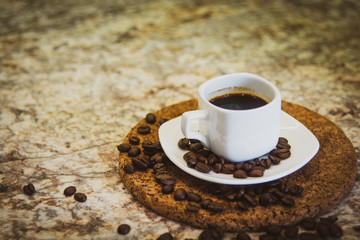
158 111 320 185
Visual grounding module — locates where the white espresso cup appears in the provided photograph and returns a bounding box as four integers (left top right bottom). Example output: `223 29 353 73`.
181 73 281 162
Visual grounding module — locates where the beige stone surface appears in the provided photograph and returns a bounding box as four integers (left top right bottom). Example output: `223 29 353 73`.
0 0 359 239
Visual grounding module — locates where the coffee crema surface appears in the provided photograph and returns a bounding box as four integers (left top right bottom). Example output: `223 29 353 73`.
209 92 268 110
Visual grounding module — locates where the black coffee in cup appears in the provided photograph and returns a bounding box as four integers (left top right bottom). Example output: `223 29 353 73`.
209 92 268 110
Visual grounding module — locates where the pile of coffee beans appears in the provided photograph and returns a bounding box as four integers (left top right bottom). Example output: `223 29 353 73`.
178 137 291 178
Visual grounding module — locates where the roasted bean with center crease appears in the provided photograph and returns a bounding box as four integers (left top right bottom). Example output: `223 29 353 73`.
207 202 223 212
178 138 189 150
117 143 131 152
233 169 247 179
128 147 141 157
221 163 236 174
187 192 201 203
195 162 211 173
128 136 140 145
123 163 135 174
137 125 151 134
186 202 201 212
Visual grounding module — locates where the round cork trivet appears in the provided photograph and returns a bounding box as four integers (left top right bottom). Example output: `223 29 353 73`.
118 100 357 232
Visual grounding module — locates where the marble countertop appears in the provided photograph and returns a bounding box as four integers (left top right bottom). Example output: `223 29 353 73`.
0 0 359 239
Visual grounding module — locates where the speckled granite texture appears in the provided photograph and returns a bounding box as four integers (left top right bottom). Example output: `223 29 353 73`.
0 0 359 239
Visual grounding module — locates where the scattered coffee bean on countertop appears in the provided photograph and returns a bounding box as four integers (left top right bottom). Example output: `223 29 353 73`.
157 232 173 240
117 224 131 235
64 186 77 196
23 183 35 196
74 192 87 202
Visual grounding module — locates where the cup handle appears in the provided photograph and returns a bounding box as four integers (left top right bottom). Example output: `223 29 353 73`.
181 110 209 148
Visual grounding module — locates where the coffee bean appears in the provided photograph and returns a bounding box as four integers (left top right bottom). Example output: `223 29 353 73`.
162 185 174 194
186 202 201 212
221 163 236 174
241 162 253 172
128 147 141 157
301 218 317 230
233 169 247 179
123 163 135 174
268 188 285 200
216 157 226 165
201 199 213 209
137 124 151 134
178 138 190 150
187 192 202 203
195 162 211 173
207 154 217 165
268 154 281 164
183 151 196 162
155 174 175 184
298 232 318 240
235 232 251 240
281 196 295 206
207 202 223 212
278 150 291 159
259 193 274 206
197 155 208 165
157 232 173 240
284 225 299 239
174 188 186 201
132 156 151 171
189 142 203 152
142 140 154 149
128 136 140 145
117 224 131 235
200 226 224 240
260 158 272 169
278 137 288 145
236 201 248 211
23 183 35 196
151 153 166 164
74 192 87 202
117 143 131 152
243 194 257 206
212 163 223 173
248 169 264 177
145 113 156 124
64 186 77 196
